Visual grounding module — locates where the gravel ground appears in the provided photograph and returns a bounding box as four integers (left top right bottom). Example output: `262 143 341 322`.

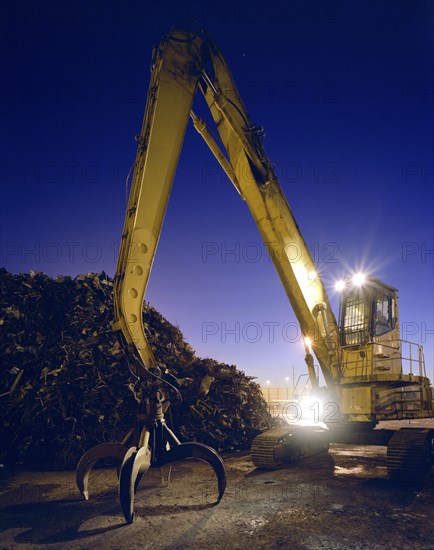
1 421 433 550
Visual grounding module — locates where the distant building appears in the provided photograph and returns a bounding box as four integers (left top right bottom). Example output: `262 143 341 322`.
260 384 311 403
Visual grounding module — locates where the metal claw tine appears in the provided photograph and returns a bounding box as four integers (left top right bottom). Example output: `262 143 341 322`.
76 442 129 500
119 446 151 523
162 442 226 502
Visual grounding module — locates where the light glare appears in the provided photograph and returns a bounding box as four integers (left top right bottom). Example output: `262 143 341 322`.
353 273 366 286
335 279 345 291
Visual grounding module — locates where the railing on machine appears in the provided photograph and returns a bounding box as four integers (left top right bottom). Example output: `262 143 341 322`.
400 339 426 377
340 339 427 379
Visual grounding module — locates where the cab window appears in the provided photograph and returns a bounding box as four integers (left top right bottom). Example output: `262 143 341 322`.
341 296 370 345
373 293 395 336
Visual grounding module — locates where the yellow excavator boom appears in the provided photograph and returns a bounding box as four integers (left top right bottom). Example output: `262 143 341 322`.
113 29 340 389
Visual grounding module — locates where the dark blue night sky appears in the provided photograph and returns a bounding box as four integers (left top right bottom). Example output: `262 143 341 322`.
1 0 433 384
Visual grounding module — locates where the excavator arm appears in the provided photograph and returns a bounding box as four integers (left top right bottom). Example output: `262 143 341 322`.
113 29 340 390
113 32 202 376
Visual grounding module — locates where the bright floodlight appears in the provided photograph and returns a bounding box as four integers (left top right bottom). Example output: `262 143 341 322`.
353 273 366 286
335 279 345 291
266 380 271 385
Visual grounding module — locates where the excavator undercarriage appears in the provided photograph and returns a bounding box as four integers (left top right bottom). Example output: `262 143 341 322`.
251 425 330 469
251 423 433 484
387 428 434 483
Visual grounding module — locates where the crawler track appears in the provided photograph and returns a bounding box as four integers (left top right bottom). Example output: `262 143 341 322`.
387 427 433 482
251 425 330 469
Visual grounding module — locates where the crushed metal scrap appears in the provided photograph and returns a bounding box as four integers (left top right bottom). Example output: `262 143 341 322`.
0 268 272 467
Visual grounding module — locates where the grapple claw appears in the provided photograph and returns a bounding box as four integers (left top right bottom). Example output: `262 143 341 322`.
119 446 152 523
77 389 226 522
161 442 226 502
76 442 129 500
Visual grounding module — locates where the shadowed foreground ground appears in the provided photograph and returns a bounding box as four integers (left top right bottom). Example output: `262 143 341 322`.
1 422 433 550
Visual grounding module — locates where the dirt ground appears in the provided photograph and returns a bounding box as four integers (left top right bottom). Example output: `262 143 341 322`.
1 420 433 550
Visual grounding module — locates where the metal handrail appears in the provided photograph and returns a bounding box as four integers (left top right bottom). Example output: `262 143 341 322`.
339 339 427 378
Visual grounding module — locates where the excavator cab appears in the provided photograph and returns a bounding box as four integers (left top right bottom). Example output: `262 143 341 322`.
338 276 399 347
335 275 432 424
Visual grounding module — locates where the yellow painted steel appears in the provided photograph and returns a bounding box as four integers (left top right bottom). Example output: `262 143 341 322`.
113 29 432 424
113 32 203 375
113 29 339 385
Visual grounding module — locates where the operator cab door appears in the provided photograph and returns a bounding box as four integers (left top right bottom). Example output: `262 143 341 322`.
370 287 401 374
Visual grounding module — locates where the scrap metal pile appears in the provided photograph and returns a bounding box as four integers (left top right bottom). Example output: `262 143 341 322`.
0 268 272 468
